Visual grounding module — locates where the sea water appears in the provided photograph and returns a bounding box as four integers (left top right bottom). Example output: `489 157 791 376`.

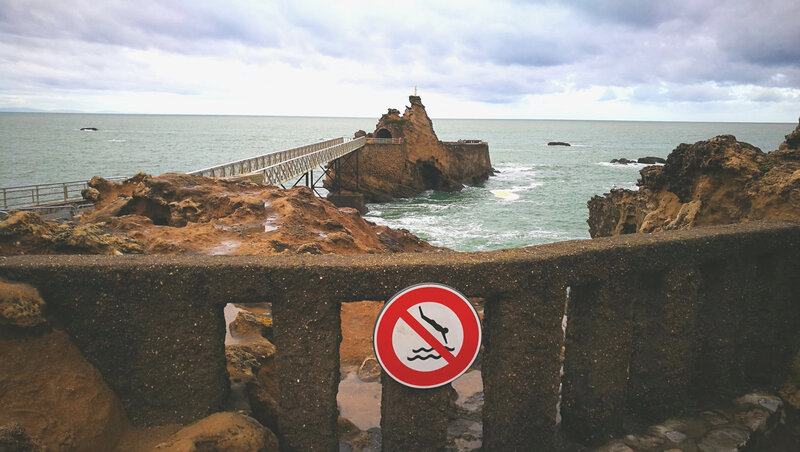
0 113 793 251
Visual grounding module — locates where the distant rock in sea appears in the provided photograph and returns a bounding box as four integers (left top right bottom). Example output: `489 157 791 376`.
637 156 666 164
80 127 98 131
548 141 571 146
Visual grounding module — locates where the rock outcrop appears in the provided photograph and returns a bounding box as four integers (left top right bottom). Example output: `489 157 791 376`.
153 412 278 452
325 95 493 202
587 119 800 237
0 300 130 451
0 172 442 256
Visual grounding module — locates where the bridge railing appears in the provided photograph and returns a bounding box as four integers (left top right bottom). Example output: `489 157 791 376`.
365 137 403 145
0 178 127 210
257 136 366 185
188 137 346 179
1 221 798 450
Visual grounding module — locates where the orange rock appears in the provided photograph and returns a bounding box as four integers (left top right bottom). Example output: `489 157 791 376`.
1 172 443 256
588 126 800 237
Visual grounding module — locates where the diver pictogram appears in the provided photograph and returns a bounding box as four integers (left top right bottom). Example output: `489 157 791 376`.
373 283 482 389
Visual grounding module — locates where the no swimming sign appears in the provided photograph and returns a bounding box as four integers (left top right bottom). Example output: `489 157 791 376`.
373 283 482 389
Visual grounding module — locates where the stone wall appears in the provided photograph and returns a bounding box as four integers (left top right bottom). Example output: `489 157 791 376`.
442 141 493 185
1 221 798 450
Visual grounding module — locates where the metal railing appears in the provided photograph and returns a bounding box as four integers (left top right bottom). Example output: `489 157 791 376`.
0 178 126 210
187 137 347 179
1 137 355 209
365 137 403 145
258 137 366 185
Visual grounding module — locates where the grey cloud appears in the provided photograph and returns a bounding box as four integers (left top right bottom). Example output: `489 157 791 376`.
1 0 799 114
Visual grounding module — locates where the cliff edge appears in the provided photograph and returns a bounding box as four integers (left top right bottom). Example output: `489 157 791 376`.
587 117 800 237
324 95 494 202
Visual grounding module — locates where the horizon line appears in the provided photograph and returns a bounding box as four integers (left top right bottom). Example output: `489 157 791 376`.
0 108 794 125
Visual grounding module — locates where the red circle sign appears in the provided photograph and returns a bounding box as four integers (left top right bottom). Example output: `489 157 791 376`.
373 283 482 389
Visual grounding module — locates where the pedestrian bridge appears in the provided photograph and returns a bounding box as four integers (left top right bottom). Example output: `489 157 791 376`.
0 136 401 210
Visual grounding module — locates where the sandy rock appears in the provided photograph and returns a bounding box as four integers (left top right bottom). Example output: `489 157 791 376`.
357 357 381 383
0 423 45 452
229 309 273 340
588 128 800 237
225 337 276 382
778 117 800 150
2 171 441 256
0 210 144 255
0 280 46 328
152 412 277 452
340 301 384 366
0 328 129 451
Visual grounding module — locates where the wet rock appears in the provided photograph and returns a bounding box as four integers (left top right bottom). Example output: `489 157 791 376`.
153 412 277 452
0 423 44 452
637 156 666 164
548 141 571 146
610 158 636 164
357 357 381 382
0 280 46 328
341 427 382 452
697 426 750 451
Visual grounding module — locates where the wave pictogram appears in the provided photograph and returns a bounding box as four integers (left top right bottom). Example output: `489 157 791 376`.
410 346 455 353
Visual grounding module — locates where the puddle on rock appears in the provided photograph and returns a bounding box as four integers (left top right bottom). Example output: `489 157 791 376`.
338 370 382 431
209 239 241 255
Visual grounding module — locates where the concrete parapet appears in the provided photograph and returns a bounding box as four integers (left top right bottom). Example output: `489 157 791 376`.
0 221 798 449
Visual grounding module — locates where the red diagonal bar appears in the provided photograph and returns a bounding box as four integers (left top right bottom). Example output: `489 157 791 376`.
399 310 457 363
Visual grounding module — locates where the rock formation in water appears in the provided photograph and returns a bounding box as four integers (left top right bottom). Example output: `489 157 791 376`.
0 172 441 255
324 95 494 202
587 118 800 237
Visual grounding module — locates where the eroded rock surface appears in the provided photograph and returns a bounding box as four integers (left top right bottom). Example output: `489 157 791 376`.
0 172 441 255
153 412 278 452
588 120 800 237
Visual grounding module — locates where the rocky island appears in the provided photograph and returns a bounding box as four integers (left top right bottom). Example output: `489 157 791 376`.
325 95 494 202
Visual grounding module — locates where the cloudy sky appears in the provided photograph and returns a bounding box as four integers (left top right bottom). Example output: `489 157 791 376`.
1 0 799 121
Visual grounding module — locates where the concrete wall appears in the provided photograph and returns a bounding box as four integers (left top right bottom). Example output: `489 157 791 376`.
1 221 799 450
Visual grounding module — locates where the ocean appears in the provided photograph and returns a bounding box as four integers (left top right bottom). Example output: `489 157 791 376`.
1 113 793 251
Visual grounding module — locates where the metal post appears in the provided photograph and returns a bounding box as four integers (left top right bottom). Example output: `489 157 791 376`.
63 184 68 202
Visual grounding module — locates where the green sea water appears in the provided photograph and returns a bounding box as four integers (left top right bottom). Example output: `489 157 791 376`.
1 113 793 251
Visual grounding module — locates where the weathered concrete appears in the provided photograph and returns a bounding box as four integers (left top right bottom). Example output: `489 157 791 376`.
0 221 799 450
596 393 785 452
